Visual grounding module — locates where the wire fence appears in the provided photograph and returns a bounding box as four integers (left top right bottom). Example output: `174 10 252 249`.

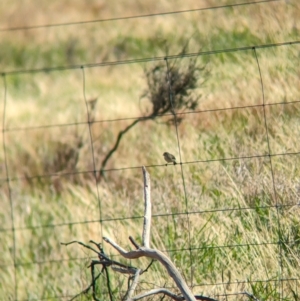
1 1 300 300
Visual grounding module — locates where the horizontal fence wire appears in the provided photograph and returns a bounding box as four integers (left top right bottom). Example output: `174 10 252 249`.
1 40 299 75
1 99 300 133
1 149 300 184
0 0 280 32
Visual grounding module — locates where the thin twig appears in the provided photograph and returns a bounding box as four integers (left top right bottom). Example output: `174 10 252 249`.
129 236 140 249
243 291 261 301
68 271 102 301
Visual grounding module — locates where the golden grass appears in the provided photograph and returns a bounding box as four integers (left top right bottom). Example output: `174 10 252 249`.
0 0 300 300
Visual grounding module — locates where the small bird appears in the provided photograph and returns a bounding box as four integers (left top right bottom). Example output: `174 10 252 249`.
163 152 177 165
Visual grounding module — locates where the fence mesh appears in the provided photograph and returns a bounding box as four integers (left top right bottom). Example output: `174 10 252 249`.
1 1 300 300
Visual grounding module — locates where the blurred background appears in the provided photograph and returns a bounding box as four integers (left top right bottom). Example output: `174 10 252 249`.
0 1 300 300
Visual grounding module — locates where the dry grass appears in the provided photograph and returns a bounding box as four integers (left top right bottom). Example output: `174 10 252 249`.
0 0 300 300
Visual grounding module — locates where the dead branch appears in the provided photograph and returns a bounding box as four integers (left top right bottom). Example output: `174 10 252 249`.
124 269 142 300
103 166 196 301
127 288 184 301
127 289 219 301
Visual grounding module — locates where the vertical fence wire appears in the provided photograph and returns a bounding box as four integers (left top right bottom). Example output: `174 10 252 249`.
81 66 103 240
253 46 284 299
164 57 193 287
1 73 18 300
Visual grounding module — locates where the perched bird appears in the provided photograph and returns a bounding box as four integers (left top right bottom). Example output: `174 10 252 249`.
163 152 177 165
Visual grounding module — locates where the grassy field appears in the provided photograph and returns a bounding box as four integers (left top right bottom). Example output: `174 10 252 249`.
1 0 300 300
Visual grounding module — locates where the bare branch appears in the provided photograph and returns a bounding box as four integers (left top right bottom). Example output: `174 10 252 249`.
98 118 142 180
103 237 196 301
111 266 137 275
129 236 140 249
125 269 142 301
127 288 184 301
61 241 100 255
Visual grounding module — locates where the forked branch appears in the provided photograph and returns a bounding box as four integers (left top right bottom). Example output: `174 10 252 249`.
103 166 197 301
